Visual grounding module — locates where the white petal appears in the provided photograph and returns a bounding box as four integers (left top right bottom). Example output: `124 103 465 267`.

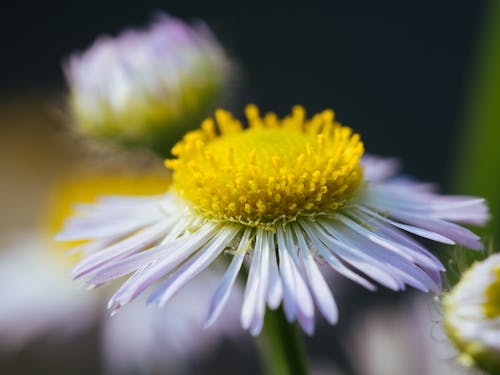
248 229 271 336
107 223 219 310
88 221 210 285
282 226 316 334
276 226 315 334
388 211 483 250
147 226 240 307
350 208 444 271
266 232 283 310
294 225 338 324
313 222 402 290
356 206 456 245
241 232 263 330
72 219 175 279
204 230 250 327
326 221 438 292
333 213 444 271
299 220 376 290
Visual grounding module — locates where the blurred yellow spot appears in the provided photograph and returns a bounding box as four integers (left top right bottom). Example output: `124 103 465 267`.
44 168 171 264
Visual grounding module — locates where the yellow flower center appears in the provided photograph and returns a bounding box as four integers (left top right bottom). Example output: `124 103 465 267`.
166 105 364 228
484 265 500 318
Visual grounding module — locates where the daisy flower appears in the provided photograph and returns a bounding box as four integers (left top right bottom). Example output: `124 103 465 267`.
443 253 500 373
57 105 489 335
64 13 232 155
0 166 241 373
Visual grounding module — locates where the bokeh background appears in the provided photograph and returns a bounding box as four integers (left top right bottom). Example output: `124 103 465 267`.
0 1 495 374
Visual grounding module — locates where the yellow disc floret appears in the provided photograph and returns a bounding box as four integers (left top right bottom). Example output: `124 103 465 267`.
166 104 364 228
484 265 500 318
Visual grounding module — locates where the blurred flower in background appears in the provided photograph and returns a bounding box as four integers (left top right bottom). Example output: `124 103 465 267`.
57 105 488 336
64 13 233 156
0 158 242 374
443 253 500 374
350 295 470 375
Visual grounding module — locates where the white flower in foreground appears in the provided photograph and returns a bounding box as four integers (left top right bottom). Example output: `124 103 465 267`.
0 170 241 373
64 13 231 155
444 253 500 374
57 105 489 336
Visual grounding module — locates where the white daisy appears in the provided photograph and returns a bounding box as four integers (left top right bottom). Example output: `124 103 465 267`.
443 252 500 373
57 105 489 336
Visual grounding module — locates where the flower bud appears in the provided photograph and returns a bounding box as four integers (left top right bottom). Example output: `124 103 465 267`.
64 14 232 156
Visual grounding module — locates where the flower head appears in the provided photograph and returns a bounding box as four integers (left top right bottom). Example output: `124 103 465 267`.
64 14 231 155
443 253 500 373
57 105 489 335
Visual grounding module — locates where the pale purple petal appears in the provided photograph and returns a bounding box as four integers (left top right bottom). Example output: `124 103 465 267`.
294 226 338 324
147 225 240 307
204 230 248 328
266 232 283 309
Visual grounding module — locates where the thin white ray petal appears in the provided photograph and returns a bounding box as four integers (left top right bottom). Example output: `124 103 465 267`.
89 220 214 286
355 206 456 245
204 230 251 328
241 232 263 330
333 214 443 269
361 155 400 181
248 229 271 336
72 219 174 279
282 226 315 334
387 211 483 250
56 216 156 241
294 225 338 324
329 221 439 292
312 223 402 290
88 228 206 286
299 220 376 291
159 216 192 243
278 226 314 326
148 225 241 307
276 226 298 321
107 223 219 310
266 232 283 310
67 236 119 255
361 183 488 225
350 208 444 271
88 243 171 286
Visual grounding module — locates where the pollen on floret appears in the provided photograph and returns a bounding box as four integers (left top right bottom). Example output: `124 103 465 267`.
165 104 364 228
484 265 500 318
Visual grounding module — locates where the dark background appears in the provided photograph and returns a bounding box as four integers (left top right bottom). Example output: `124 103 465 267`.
0 0 486 184
0 1 488 374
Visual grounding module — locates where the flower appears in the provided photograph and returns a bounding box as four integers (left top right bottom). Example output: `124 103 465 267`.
443 253 500 374
64 14 232 155
0 164 241 373
57 105 489 336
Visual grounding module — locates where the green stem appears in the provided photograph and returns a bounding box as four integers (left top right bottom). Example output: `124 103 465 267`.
256 307 309 375
452 0 500 241
444 0 500 285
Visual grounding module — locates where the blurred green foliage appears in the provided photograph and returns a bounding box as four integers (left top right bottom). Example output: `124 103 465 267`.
453 1 500 244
